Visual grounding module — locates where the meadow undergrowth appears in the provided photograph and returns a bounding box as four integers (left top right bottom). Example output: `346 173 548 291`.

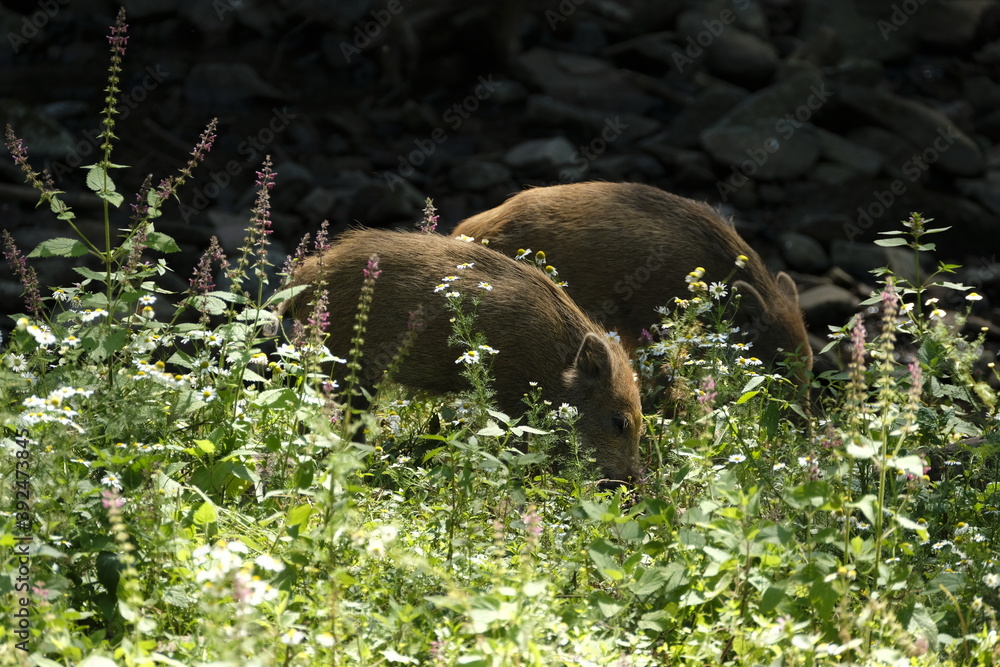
2 10 1000 667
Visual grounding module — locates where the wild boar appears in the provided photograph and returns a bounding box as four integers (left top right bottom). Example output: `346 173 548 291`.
285 228 643 485
452 182 813 381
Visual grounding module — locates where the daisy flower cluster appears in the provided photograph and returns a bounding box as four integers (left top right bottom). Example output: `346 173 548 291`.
20 386 94 432
456 344 499 365
191 539 285 609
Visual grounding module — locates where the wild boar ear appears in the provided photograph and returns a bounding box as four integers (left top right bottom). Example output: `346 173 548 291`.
732 280 765 319
572 332 612 380
774 272 800 304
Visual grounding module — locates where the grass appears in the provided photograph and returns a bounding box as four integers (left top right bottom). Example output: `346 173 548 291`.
2 10 1000 666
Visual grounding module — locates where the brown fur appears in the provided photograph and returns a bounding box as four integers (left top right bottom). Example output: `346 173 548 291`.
286 229 642 484
453 182 813 381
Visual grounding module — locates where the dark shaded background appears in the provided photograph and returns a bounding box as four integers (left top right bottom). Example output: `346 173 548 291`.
2 0 1000 372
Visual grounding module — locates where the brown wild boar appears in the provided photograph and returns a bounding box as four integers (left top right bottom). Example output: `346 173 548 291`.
452 182 813 380
285 228 643 485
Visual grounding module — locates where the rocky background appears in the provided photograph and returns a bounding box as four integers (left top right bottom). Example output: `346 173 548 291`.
2 0 1000 377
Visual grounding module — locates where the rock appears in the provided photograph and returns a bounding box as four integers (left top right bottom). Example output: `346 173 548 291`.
975 38 1000 65
814 128 883 177
829 240 889 282
449 160 511 192
638 139 717 185
779 232 830 274
701 119 821 180
600 32 683 70
798 284 861 327
810 163 865 186
665 83 749 149
0 98 76 158
513 48 656 113
789 25 843 68
956 179 1000 216
123 0 184 18
587 152 665 182
525 95 660 142
828 238 932 286
503 137 578 175
916 0 998 50
836 84 984 177
269 162 314 216
629 0 685 31
676 11 779 86
845 126 921 182
350 179 425 226
185 63 283 108
560 18 608 56
979 109 1000 141
823 57 886 86
208 209 254 255
295 187 337 224
711 69 827 122
962 74 1000 115
733 0 770 39
798 0 916 62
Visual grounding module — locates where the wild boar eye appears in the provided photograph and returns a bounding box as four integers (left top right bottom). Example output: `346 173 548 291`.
612 414 627 434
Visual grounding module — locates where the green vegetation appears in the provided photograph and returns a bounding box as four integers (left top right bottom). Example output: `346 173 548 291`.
2 10 999 666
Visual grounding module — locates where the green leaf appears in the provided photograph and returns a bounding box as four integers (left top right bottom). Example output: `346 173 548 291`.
510 425 550 436
846 442 876 459
638 609 673 632
759 584 787 613
193 439 215 455
193 501 218 526
254 388 297 409
29 237 89 258
589 590 626 618
73 266 107 281
382 650 419 665
576 500 610 521
476 421 505 437
286 504 314 527
204 290 248 303
734 390 760 405
895 514 924 531
874 238 909 247
265 284 309 307
588 538 624 581
184 294 228 315
486 408 511 423
741 375 767 393
145 231 180 253
850 495 878 525
927 570 965 594
84 164 110 193
629 567 671 596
